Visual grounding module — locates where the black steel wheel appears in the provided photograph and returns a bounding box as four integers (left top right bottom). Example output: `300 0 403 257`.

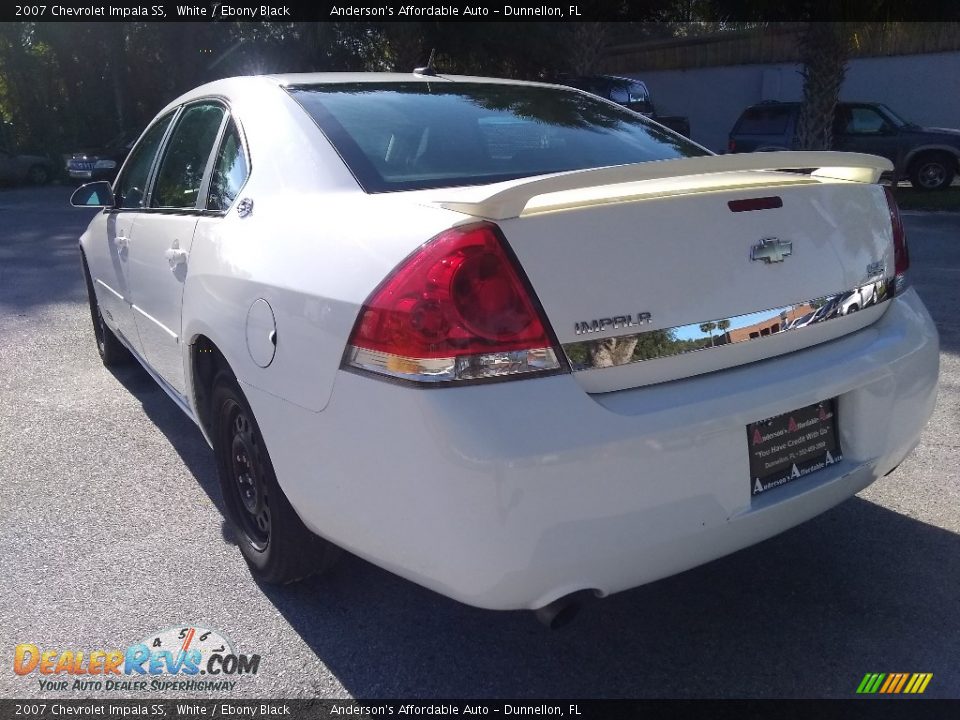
212 372 341 584
223 398 272 551
909 153 956 191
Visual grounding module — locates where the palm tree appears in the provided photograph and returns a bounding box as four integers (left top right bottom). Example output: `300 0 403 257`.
716 319 731 344
699 321 717 347
795 22 853 150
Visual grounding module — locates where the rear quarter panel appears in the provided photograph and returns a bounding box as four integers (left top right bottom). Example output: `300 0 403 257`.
180 79 465 413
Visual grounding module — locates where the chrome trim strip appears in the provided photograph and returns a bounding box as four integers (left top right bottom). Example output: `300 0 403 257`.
563 276 896 371
94 278 124 301
131 304 179 342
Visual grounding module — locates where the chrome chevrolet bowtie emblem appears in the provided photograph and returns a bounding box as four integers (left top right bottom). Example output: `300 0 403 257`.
751 237 792 264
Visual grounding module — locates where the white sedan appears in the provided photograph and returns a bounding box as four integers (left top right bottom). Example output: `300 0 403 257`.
72 73 939 627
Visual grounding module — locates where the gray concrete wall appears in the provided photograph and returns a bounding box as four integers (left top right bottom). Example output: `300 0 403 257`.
628 51 960 153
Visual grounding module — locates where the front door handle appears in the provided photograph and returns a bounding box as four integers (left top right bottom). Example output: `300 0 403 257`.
165 248 189 267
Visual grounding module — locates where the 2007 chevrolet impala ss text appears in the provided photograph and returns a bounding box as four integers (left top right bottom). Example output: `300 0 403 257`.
71 72 938 626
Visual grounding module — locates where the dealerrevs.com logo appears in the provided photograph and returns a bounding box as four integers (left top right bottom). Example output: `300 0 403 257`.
13 626 260 693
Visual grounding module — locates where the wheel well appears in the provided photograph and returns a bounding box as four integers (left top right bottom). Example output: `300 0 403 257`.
191 335 232 439
909 149 958 173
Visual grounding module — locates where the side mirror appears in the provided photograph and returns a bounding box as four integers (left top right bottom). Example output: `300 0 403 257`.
71 181 115 208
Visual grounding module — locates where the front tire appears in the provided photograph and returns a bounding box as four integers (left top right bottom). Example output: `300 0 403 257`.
909 153 956 191
82 257 130 367
211 372 341 584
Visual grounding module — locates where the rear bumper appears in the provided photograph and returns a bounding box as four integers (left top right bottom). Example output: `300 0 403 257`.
243 289 938 610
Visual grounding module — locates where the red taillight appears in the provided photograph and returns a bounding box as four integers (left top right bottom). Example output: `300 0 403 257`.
345 222 563 383
883 186 910 292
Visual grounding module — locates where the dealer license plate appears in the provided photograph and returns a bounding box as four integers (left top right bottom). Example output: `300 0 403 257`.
747 399 842 496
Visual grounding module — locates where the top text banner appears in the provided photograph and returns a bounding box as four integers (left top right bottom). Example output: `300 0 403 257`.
7 1 958 22
8 1 639 23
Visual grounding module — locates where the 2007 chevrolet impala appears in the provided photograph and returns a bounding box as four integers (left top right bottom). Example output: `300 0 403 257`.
72 73 939 625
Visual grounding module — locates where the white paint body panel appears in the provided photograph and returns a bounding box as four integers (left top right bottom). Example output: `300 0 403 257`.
76 74 940 611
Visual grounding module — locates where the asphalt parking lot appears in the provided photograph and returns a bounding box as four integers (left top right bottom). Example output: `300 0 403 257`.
1 185 958 700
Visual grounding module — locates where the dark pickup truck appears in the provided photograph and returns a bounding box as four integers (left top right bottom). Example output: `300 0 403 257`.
561 75 691 138
729 101 960 190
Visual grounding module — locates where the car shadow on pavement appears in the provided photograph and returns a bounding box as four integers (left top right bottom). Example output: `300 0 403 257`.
105 361 235 545
255 494 960 699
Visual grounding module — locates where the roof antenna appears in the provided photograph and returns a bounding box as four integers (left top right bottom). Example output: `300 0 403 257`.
414 49 438 77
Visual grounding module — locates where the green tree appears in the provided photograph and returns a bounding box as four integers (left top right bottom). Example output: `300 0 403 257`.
716 318 731 343
699 321 717 346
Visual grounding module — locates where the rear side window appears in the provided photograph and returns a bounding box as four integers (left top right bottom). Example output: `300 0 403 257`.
151 103 225 209
287 82 708 193
114 113 175 209
207 120 248 211
735 106 793 135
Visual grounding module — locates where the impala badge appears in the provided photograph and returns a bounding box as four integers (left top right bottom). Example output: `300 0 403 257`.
751 237 792 264
574 313 652 336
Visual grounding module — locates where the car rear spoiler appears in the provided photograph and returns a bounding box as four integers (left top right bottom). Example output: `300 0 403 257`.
434 151 893 220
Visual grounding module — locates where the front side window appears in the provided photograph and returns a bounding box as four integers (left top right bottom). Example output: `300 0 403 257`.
609 84 630 104
114 113 175 209
206 120 249 211
844 107 888 135
287 82 707 193
151 103 225 209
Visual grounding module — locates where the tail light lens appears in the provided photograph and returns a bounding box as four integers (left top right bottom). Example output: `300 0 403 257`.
344 222 564 384
883 186 910 293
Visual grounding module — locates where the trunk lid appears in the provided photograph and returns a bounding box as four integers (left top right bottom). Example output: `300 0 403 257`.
427 152 897 393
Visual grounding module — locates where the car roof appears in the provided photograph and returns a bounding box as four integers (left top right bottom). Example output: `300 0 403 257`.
264 72 556 88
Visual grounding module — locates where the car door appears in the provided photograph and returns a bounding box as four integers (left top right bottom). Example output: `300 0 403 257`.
126 101 226 397
833 104 902 166
0 150 14 181
88 112 177 357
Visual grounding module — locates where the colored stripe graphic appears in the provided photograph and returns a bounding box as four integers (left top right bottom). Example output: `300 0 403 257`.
857 673 932 694
893 674 910 693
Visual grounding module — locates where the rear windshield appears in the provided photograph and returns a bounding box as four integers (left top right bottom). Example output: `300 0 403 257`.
287 82 708 193
735 106 793 136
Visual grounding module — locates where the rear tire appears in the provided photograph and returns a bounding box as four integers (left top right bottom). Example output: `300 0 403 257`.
909 152 955 191
211 371 341 584
82 257 130 367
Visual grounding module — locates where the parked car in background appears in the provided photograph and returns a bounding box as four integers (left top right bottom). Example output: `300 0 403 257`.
71 73 937 626
65 130 137 183
0 147 54 185
728 101 960 190
561 75 692 138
